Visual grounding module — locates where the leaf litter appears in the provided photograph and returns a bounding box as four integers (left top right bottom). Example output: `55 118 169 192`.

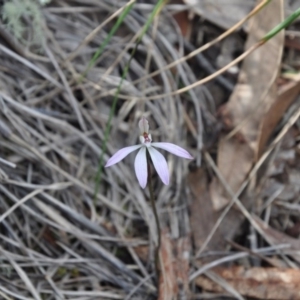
0 0 300 299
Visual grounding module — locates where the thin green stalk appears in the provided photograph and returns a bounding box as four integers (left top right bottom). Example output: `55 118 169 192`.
147 152 161 280
263 7 300 41
94 0 166 199
80 2 135 82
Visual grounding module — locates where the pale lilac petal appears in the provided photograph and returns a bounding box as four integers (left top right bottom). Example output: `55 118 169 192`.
151 142 193 159
138 117 149 134
134 147 147 188
148 146 169 185
105 145 141 167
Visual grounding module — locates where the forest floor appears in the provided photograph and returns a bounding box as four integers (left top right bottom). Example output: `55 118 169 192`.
0 0 300 299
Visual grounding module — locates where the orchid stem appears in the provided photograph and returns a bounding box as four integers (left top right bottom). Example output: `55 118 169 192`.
146 152 161 281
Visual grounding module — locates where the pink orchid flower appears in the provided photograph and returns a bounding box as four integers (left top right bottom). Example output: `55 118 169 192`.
105 117 193 188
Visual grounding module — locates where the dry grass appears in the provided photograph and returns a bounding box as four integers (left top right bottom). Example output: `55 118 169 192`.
1 1 299 299
0 1 204 299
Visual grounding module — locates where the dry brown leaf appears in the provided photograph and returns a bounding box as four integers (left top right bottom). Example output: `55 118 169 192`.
183 0 255 30
133 245 149 262
188 168 226 252
253 216 300 263
182 1 296 31
171 0 192 38
173 236 190 299
212 0 284 209
158 230 177 300
196 266 300 299
158 231 191 300
257 80 300 159
210 178 230 210
188 167 251 254
212 138 253 209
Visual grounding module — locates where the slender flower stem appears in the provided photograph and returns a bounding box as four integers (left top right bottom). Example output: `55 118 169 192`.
146 152 161 280
94 0 166 199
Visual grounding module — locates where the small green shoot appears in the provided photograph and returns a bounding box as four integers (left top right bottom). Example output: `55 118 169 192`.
80 1 135 82
94 0 166 200
263 7 300 41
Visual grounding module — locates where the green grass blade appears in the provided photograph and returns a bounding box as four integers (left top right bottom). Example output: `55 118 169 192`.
94 0 166 199
80 1 135 81
263 7 300 41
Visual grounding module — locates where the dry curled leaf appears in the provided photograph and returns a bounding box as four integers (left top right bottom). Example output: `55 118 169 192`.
196 266 300 300
253 215 300 263
212 0 284 210
257 80 300 159
188 168 226 253
183 0 255 30
158 230 191 300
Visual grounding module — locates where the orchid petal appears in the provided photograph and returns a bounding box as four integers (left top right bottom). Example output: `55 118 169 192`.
151 142 193 159
134 146 147 188
105 145 141 167
148 146 169 185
